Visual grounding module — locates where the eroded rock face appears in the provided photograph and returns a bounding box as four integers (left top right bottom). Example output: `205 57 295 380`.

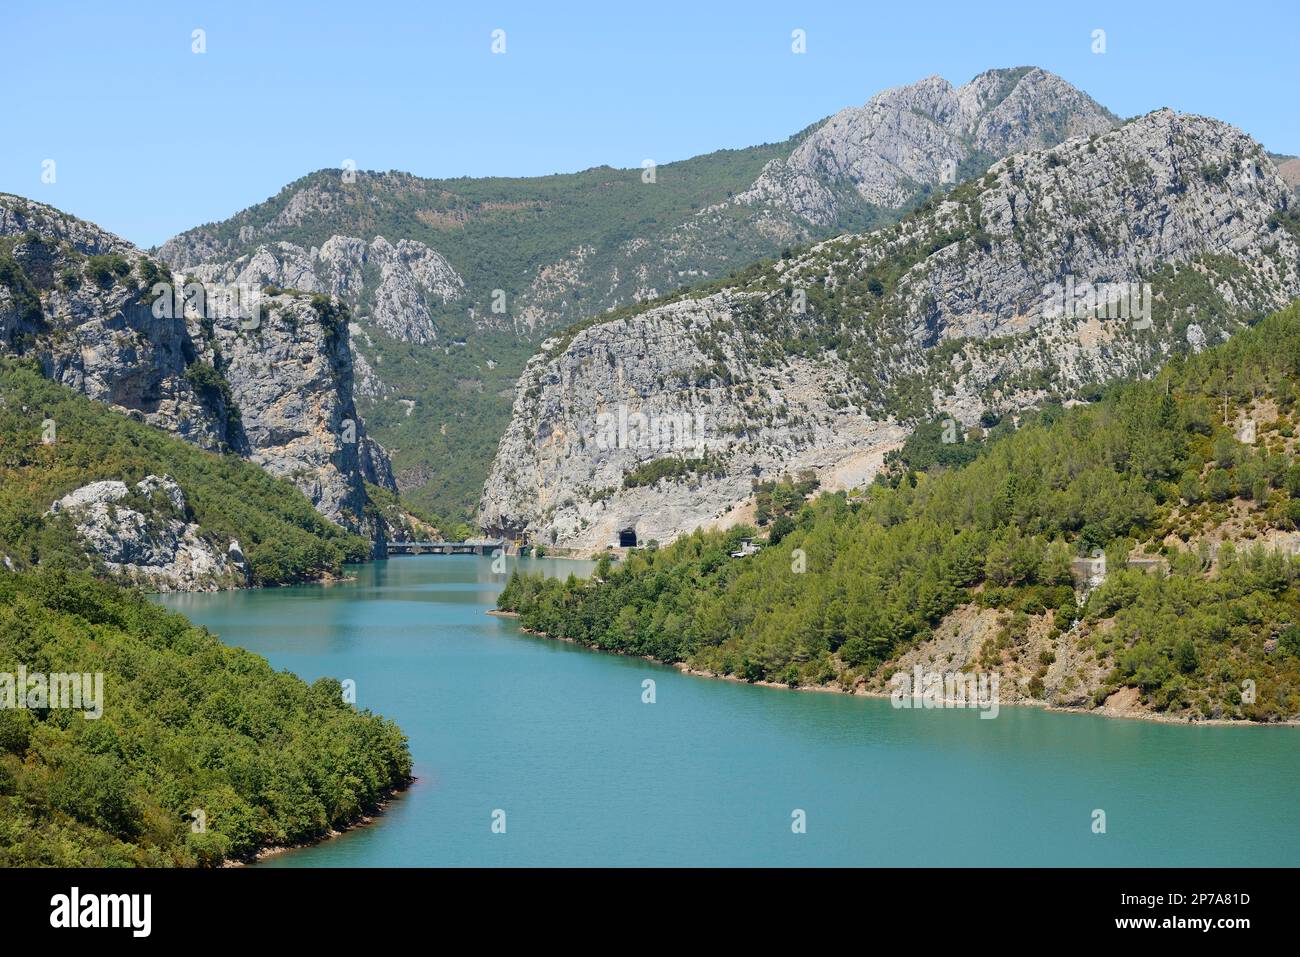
46 475 246 592
0 197 227 448
197 293 388 539
178 234 464 345
481 111 1300 550
734 67 1116 225
478 294 908 549
0 193 397 547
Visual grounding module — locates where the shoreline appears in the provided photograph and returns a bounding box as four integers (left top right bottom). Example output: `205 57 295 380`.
488 609 1299 728
144 568 358 597
224 777 414 867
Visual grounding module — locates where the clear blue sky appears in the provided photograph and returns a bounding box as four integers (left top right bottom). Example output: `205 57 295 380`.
4 0 1296 248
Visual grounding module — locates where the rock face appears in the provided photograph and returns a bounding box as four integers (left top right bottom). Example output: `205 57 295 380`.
0 193 397 545
196 292 393 539
0 198 227 448
735 67 1116 225
480 110 1300 550
478 296 909 548
856 602 1110 709
153 67 1121 514
47 475 246 591
179 235 464 345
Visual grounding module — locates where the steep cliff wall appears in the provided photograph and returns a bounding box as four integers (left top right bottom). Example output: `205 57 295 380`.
481 111 1300 550
0 194 397 547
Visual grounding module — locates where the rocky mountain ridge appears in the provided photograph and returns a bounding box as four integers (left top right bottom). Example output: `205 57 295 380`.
479 110 1300 551
182 234 464 347
0 193 398 547
157 67 1119 517
733 67 1115 225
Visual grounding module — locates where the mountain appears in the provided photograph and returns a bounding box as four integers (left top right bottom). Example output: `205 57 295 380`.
497 302 1300 723
1275 155 1300 193
734 67 1116 225
157 67 1117 518
0 195 399 548
0 358 375 589
479 110 1300 550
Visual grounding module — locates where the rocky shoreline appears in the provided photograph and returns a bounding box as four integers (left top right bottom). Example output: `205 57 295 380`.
487 610 1298 728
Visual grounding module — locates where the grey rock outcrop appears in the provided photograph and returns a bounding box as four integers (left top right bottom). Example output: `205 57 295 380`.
733 67 1116 225
480 110 1300 550
0 197 228 448
195 292 390 539
177 234 464 345
0 193 397 546
47 475 246 591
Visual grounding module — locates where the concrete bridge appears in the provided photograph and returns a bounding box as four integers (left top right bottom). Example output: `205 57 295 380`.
386 540 505 556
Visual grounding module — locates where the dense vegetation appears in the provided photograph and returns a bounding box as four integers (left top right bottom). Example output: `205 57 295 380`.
753 471 820 532
0 359 369 585
359 324 538 519
499 303 1300 721
0 569 411 865
621 454 726 490
363 481 475 543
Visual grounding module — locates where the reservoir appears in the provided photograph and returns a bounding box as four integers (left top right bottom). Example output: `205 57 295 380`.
158 556 1300 866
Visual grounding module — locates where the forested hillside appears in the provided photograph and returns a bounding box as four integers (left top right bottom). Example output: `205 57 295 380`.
0 358 370 587
499 302 1300 722
0 569 411 865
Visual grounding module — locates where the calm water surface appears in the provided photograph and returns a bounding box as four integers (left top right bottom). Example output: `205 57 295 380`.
158 556 1300 866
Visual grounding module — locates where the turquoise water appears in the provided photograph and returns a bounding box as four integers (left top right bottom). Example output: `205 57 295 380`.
158 556 1300 867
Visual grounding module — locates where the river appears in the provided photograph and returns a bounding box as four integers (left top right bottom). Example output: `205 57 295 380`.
157 556 1300 866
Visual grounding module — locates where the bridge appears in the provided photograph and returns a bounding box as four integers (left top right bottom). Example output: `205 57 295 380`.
386 540 505 556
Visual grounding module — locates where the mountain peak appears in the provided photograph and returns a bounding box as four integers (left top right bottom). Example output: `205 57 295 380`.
736 66 1117 223
479 109 1299 549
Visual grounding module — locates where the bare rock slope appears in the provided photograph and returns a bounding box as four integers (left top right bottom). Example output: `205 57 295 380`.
0 194 397 545
481 110 1300 550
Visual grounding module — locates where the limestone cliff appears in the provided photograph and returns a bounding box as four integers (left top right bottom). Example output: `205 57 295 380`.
176 234 464 346
480 110 1300 550
46 475 247 592
0 194 397 547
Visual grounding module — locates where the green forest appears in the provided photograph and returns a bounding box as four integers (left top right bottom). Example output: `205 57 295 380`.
499 303 1300 722
0 569 411 865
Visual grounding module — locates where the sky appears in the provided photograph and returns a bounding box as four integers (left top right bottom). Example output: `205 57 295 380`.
3 0 1297 248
